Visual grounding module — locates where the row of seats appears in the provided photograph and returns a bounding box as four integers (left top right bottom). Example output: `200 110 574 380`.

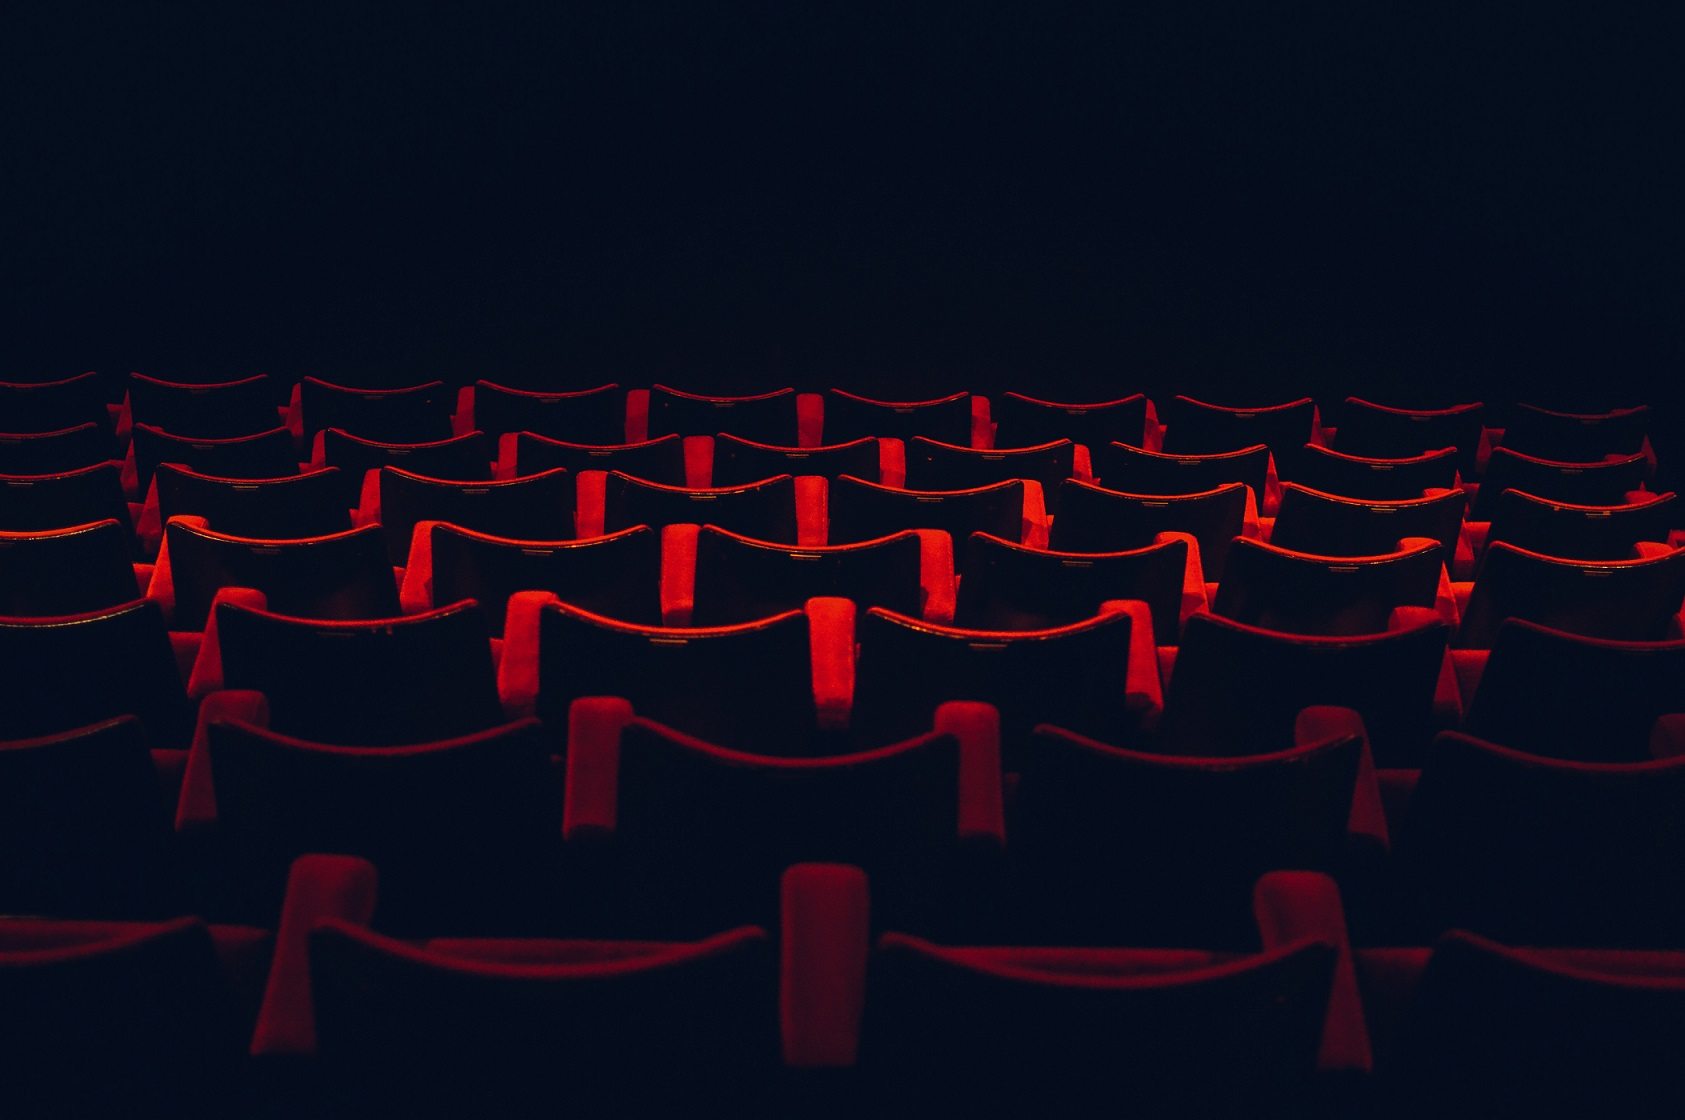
5 857 1680 1116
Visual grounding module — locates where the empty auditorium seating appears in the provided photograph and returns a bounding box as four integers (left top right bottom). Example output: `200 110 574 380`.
1158 394 1315 458
132 422 300 495
602 471 799 543
1212 536 1445 636
648 385 799 443
0 422 114 474
823 388 974 444
319 428 493 505
904 437 1078 509
510 431 687 483
404 522 661 632
202 599 505 745
1481 488 1678 561
1158 610 1452 765
1500 402 1650 461
154 463 351 540
1471 446 1650 519
1288 443 1459 501
1051 478 1249 579
468 380 626 443
127 373 281 439
0 520 145 615
155 520 400 629
1459 619 1685 761
828 475 1030 546
712 433 882 485
686 525 934 625
1332 398 1484 474
1455 540 1685 646
0 372 113 435
1270 482 1468 559
1093 440 1270 501
990 391 1149 449
297 377 455 442
955 530 1193 638
373 466 575 564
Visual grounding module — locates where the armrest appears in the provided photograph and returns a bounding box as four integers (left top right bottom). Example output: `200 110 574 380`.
498 590 560 719
806 597 856 732
187 586 270 699
1242 485 1262 539
1020 480 1050 549
250 854 380 1057
397 520 447 614
452 385 475 436
574 470 607 539
136 476 164 557
624 388 649 443
933 701 1006 847
1099 598 1164 726
1387 606 1460 726
132 561 155 597
1072 442 1093 483
970 395 992 449
284 381 303 444
660 524 699 626
176 689 270 832
1451 648 1488 709
1143 401 1164 452
562 696 634 841
682 435 714 488
1399 535 1459 627
1156 530 1208 628
796 392 825 449
1255 515 1275 543
795 475 828 547
146 513 211 625
878 438 907 489
494 431 520 480
1262 456 1281 517
1633 540 1677 561
780 863 870 1068
351 468 382 529
914 528 956 624
1252 870 1373 1074
1378 768 1420 835
1296 706 1388 854
307 429 326 470
1650 713 1685 760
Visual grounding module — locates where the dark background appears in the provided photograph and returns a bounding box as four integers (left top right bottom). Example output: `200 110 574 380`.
6 3 1681 464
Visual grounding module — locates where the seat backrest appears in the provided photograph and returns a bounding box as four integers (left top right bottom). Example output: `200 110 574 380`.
991 392 1148 450
692 526 923 625
1473 447 1649 519
513 432 686 484
166 521 400 629
299 378 454 442
1485 488 1678 561
215 600 503 745
1158 395 1314 457
378 467 574 564
956 531 1185 638
321 429 492 505
853 607 1137 745
1094 441 1270 501
823 389 972 444
1160 611 1449 765
537 602 816 752
1333 398 1484 473
1051 479 1246 580
1212 537 1443 636
430 523 662 634
647 385 798 443
0 423 111 475
1457 542 1685 647
127 374 279 439
0 462 134 536
1501 403 1650 461
156 464 351 540
0 520 140 615
829 475 1024 546
711 434 880 486
0 600 192 746
470 381 625 443
863 933 1335 1103
132 423 298 489
1270 483 1466 558
1465 620 1685 762
0 374 110 433
1402 732 1685 945
905 438 1077 510
603 472 797 543
1288 444 1459 501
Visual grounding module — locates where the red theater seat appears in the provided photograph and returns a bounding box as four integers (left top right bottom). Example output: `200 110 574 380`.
602 471 799 543
508 431 686 484
1500 402 1650 462
1094 440 1271 502
1212 536 1447 636
1480 488 1679 561
1270 482 1468 560
0 422 113 475
904 437 1080 511
1051 478 1251 580
0 520 146 616
823 388 975 445
467 380 625 443
648 384 799 444
1332 398 1484 475
684 525 941 625
153 463 351 542
1158 394 1316 458
828 475 1037 547
127 373 281 440
990 391 1150 450
297 377 455 443
131 422 300 492
371 466 574 565
1455 540 1685 647
0 372 112 435
153 520 399 629
1287 443 1460 501
0 462 137 540
1471 446 1650 519
955 529 1195 638
712 433 883 485
318 427 492 506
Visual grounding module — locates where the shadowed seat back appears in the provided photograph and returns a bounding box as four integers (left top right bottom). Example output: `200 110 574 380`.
1457 542 1685 647
648 385 797 444
1271 483 1466 558
603 472 797 543
0 423 112 475
1212 537 1443 636
1484 489 1678 561
991 392 1148 450
712 434 880 486
156 464 351 540
127 374 279 439
692 526 923 625
1159 395 1314 458
471 381 625 443
829 475 1024 545
906 438 1077 510
956 531 1185 638
378 467 574 565
321 429 492 506
429 523 662 633
1473 447 1649 519
165 521 399 629
133 423 298 490
1094 441 1269 501
299 378 454 443
1051 479 1246 580
823 389 972 444
1288 444 1458 501
513 433 686 484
